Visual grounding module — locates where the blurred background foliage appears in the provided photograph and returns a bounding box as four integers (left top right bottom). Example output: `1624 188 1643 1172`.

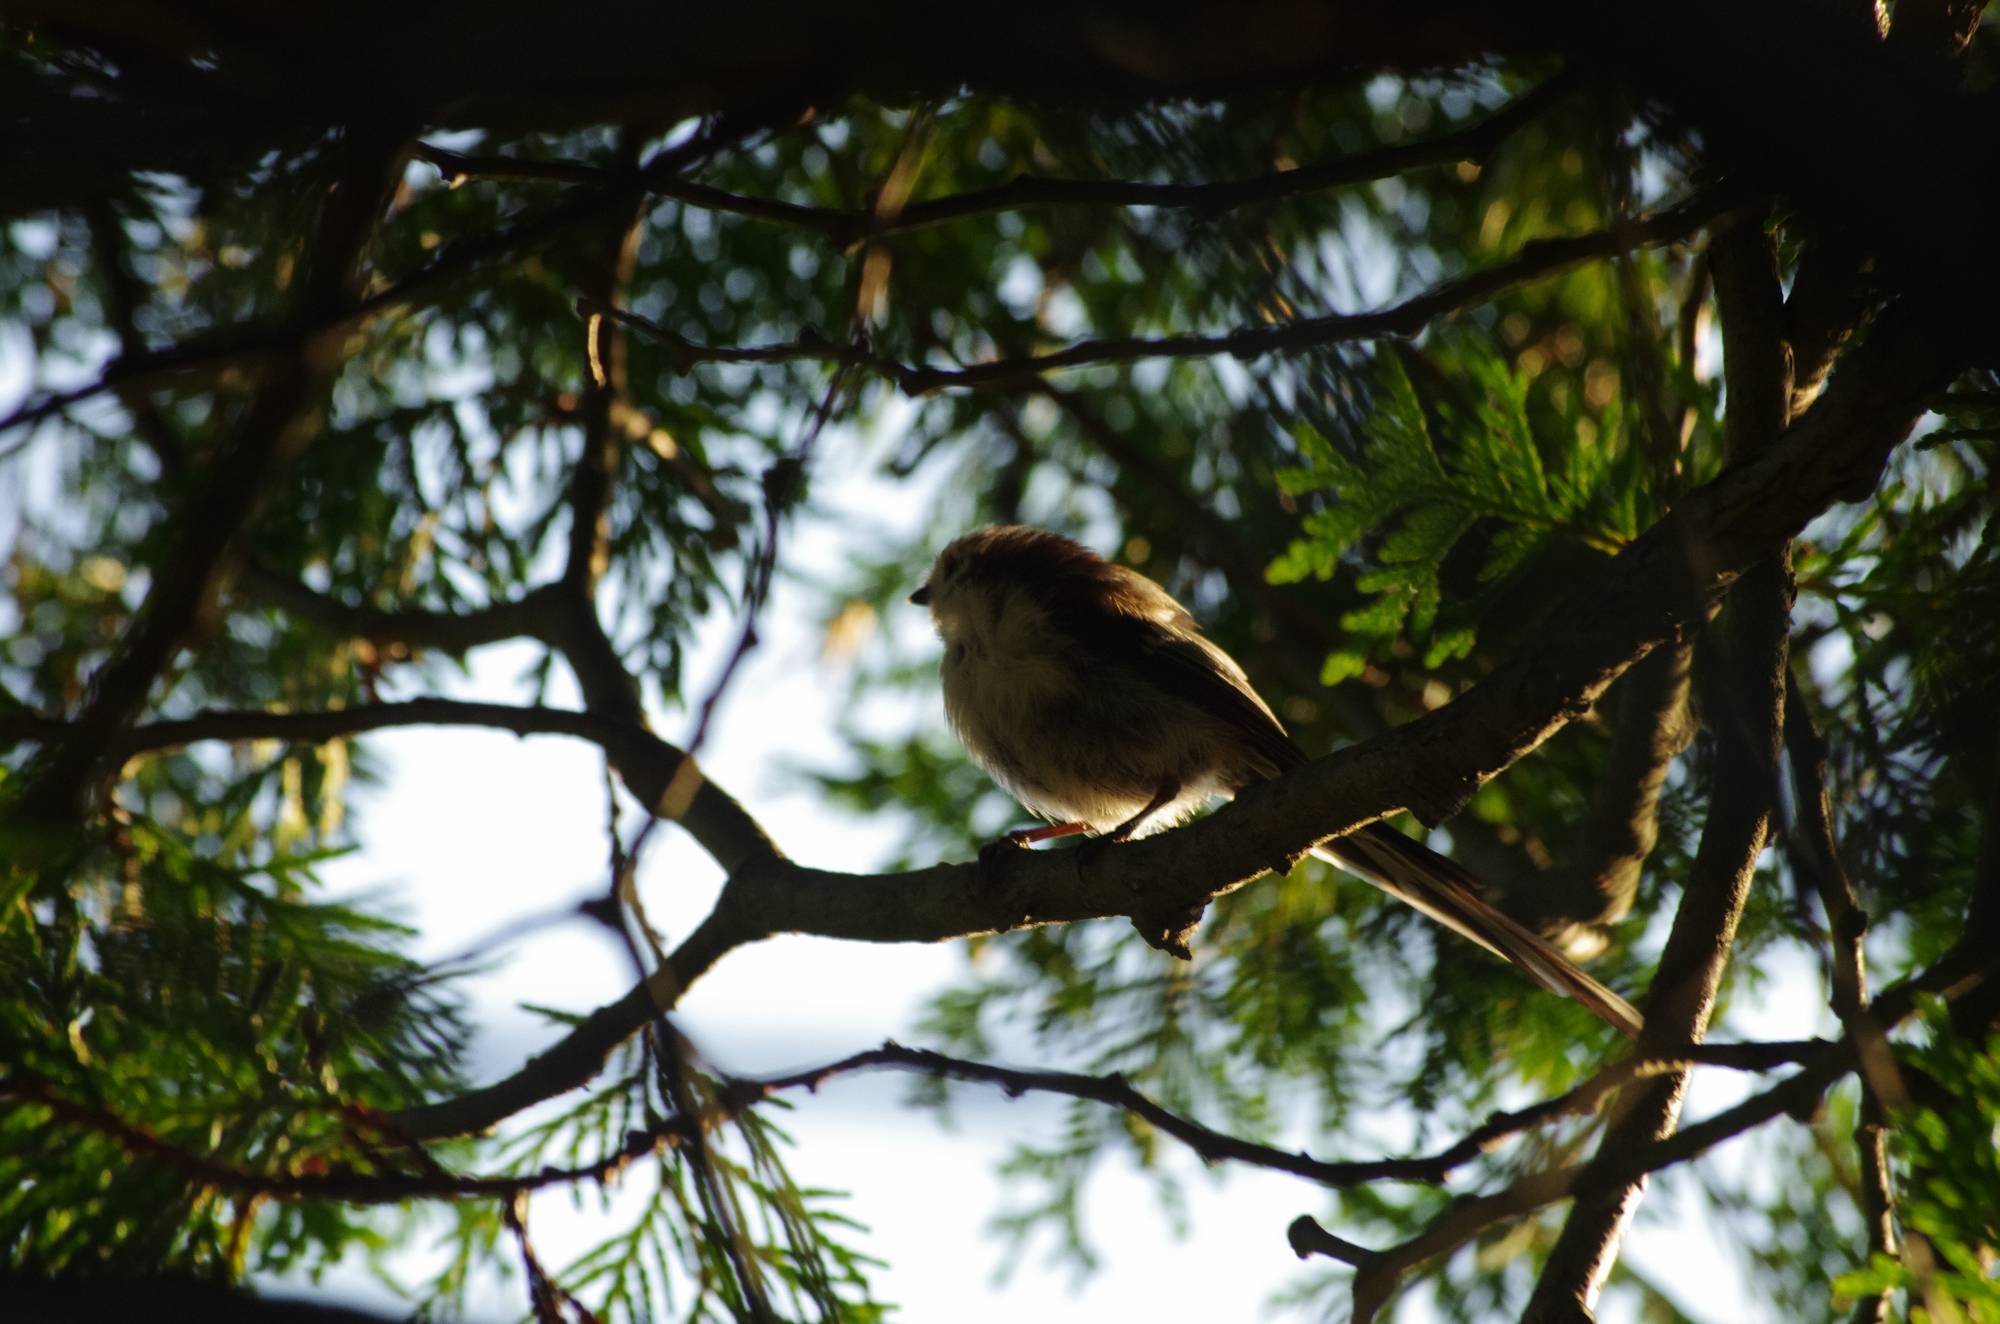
3 13 1998 1323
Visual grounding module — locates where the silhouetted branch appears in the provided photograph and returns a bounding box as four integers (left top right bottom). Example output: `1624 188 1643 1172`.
762 1042 1814 1191
418 72 1581 246
1782 684 1907 1324
238 571 563 655
3 135 403 823
1338 1045 1859 1322
1540 640 1695 932
4 1034 1819 1223
588 190 1735 396
0 1069 695 1203
0 121 766 447
0 698 776 881
1784 688 1906 1101
682 364 854 758
1408 1038 1821 1178
1525 215 1797 1321
1849 1091 1899 1324
83 201 187 475
1295 934 1998 1321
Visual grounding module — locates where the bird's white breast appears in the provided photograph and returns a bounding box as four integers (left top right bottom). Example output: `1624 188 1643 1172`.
935 586 1229 833
938 589 1071 767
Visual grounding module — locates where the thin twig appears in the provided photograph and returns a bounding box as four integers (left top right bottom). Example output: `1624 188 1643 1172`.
684 363 854 757
1409 1038 1822 1179
416 73 1582 247
587 189 1735 397
0 120 769 445
0 1034 1815 1217
601 356 856 999
1330 1046 1861 1322
1784 684 1907 1114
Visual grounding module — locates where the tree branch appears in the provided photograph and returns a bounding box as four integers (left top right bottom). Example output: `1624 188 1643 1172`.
1781 685 1908 1323
0 122 762 446
1301 940 1999 1319
21 1 2000 329
587 189 1736 396
3 1036 1818 1217
1338 1044 1860 1321
235 570 564 657
83 201 187 476
0 699 778 883
1784 687 1906 1102
417 71 1581 246
3 134 403 824
1538 639 1695 934
1784 238 1874 416
1524 215 1797 1322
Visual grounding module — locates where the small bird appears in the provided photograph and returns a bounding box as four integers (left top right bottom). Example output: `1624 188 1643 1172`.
912 524 1642 1038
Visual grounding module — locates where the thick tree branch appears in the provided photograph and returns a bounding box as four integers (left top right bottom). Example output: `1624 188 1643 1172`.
0 678 1830 1154
1524 217 1797 1322
1539 640 1695 934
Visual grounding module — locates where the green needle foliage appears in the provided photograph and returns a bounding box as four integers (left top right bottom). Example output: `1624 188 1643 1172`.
1271 341 1644 682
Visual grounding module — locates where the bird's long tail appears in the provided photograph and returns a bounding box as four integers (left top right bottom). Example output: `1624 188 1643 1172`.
1313 824 1644 1039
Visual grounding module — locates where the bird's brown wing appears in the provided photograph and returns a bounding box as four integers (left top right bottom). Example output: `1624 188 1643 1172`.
1046 562 1306 777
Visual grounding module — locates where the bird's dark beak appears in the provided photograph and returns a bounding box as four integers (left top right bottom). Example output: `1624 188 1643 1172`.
908 585 931 606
